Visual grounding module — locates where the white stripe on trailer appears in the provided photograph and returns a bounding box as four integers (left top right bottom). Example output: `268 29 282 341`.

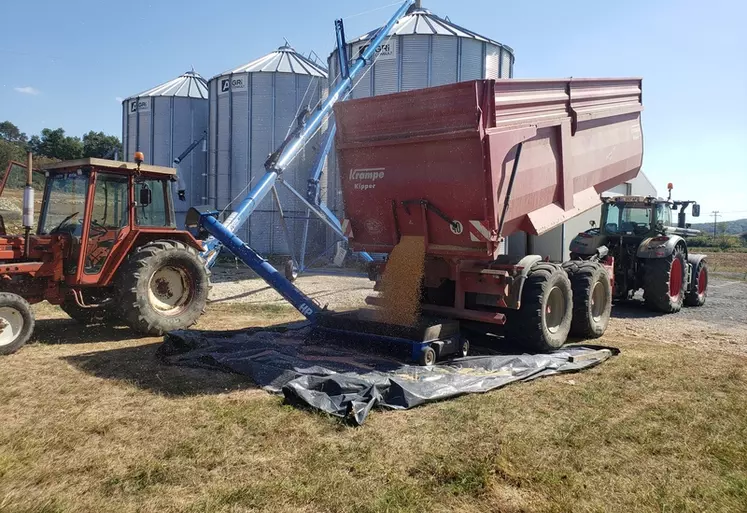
469 220 492 241
341 219 354 239
470 233 480 242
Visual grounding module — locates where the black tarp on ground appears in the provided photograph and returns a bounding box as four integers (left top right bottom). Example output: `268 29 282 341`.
159 323 617 425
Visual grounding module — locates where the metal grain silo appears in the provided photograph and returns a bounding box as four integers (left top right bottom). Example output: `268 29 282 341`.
122 71 209 227
326 2 514 215
207 45 328 255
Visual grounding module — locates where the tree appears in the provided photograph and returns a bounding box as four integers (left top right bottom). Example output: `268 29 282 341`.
0 121 27 144
0 139 26 173
741 233 747 247
28 128 83 160
82 131 122 159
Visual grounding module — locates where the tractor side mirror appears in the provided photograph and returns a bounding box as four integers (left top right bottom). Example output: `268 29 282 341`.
139 185 152 207
692 204 701 217
589 220 596 228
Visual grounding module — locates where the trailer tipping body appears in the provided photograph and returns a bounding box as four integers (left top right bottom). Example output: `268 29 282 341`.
335 78 644 259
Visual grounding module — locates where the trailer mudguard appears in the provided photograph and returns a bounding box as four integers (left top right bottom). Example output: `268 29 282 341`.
636 235 686 259
505 255 543 309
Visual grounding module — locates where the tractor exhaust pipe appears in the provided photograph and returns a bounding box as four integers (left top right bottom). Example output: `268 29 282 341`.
23 152 34 256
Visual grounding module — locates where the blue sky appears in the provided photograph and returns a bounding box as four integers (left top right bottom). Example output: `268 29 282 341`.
1 0 745 220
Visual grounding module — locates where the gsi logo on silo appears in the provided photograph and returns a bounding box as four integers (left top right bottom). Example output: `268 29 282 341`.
219 76 248 94
128 99 150 115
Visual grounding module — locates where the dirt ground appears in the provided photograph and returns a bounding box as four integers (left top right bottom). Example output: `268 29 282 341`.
1 269 746 512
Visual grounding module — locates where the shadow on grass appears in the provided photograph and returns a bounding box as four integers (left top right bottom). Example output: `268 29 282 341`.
32 318 143 345
63 341 256 396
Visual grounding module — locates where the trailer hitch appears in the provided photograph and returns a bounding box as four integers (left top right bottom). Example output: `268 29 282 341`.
401 199 463 234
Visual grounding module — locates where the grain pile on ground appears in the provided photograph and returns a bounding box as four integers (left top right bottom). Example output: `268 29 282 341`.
375 236 426 326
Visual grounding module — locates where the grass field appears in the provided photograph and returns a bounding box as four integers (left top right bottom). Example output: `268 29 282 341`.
697 251 747 276
1 302 746 513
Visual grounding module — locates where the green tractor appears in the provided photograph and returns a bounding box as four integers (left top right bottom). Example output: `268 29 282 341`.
569 185 708 313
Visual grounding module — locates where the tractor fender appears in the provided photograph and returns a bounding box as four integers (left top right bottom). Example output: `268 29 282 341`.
637 234 686 259
505 255 543 309
687 253 707 268
97 229 205 287
568 229 607 256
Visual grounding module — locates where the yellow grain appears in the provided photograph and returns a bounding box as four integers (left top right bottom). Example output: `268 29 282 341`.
375 236 426 326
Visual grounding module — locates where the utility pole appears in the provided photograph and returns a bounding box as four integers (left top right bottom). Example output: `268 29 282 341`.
711 211 721 239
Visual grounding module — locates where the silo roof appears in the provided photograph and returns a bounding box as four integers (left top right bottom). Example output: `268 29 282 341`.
126 71 209 100
215 45 328 78
351 5 513 52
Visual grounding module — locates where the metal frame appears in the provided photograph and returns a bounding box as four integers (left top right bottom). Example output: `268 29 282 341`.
193 0 414 316
200 0 412 269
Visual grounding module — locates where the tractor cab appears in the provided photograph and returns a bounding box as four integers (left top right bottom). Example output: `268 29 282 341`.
600 196 674 237
600 194 701 239
0 157 191 293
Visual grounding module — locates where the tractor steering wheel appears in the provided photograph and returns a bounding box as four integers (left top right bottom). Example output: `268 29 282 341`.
89 219 109 237
50 212 80 233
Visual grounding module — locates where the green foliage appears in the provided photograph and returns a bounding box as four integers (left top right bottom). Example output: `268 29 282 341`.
0 139 25 172
0 121 27 144
28 128 83 160
82 131 122 158
0 120 122 176
687 234 746 250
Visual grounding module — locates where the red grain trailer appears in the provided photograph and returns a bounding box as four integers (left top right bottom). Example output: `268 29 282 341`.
334 78 643 351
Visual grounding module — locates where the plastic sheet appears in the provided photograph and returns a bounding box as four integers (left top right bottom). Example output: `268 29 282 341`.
160 323 617 425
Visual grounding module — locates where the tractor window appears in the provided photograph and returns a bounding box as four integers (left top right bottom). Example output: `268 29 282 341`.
90 173 129 229
656 204 673 227
604 204 652 236
136 179 174 227
84 173 129 275
40 173 90 236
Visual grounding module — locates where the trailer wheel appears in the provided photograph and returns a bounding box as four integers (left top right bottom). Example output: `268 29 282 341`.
506 263 572 352
418 346 437 366
643 246 686 313
565 262 612 338
0 293 34 355
684 258 708 307
116 240 210 336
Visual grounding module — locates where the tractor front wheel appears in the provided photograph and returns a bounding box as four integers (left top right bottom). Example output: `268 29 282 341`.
0 293 35 355
505 263 573 352
643 247 687 313
116 240 209 336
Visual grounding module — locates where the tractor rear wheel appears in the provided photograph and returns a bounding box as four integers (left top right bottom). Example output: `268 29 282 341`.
684 258 708 307
505 263 573 352
563 261 612 338
116 240 210 336
643 247 687 313
0 293 34 355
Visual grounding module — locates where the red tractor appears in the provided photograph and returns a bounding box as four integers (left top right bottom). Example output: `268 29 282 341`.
0 155 210 355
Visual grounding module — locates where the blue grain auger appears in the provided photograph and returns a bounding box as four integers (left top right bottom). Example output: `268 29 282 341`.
186 0 415 320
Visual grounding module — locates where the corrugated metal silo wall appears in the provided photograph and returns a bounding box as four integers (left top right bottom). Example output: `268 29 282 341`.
208 73 326 257
123 96 208 228
326 36 514 226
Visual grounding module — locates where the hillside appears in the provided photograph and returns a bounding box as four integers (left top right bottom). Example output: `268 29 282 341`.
690 218 747 235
